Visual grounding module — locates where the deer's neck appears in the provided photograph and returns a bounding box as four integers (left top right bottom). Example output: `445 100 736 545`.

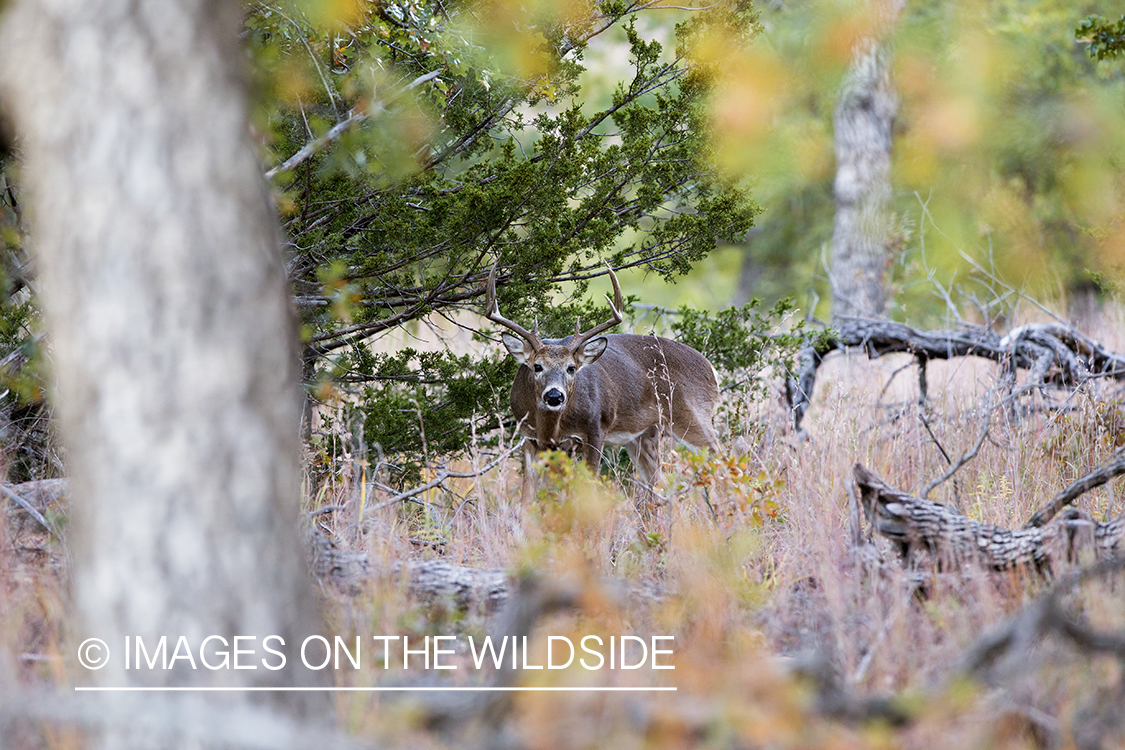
536 409 564 446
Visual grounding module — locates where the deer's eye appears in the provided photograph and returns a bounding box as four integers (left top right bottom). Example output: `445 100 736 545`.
533 364 543 373
567 365 576 375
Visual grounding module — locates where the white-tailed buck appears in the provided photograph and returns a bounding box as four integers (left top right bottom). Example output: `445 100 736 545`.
485 265 720 506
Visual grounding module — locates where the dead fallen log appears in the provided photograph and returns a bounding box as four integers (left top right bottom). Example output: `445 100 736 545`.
306 524 511 609
853 464 1124 571
787 320 1125 430
305 523 667 614
3 477 653 615
1 476 514 613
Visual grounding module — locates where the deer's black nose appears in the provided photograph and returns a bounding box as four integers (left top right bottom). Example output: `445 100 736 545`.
544 389 565 407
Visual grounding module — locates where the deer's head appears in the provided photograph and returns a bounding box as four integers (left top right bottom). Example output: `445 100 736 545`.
486 265 623 412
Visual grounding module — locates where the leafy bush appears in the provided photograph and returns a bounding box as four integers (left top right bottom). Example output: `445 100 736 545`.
0 156 57 482
671 298 807 396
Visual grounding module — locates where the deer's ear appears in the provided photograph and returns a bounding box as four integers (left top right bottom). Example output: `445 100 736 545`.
576 336 608 366
501 332 534 365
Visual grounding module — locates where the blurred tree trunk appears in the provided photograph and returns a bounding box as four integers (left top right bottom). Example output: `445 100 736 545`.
830 0 904 322
0 0 324 715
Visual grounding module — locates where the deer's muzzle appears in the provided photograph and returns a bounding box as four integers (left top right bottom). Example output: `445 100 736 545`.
543 388 565 408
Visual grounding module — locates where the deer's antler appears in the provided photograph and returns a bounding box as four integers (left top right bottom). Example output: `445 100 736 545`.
570 264 623 350
485 264 543 350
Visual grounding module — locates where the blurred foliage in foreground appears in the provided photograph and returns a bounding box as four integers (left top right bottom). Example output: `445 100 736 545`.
719 0 1125 323
1077 14 1125 60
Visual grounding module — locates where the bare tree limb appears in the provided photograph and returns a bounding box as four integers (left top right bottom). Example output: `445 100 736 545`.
1024 452 1125 528
1 484 54 534
364 439 526 515
264 70 441 180
787 319 1125 431
920 394 994 499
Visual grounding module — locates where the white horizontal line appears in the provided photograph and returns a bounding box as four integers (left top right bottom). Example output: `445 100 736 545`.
74 686 676 692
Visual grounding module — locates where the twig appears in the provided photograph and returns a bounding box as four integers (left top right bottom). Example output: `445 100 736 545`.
1 485 55 535
920 394 993 499
365 440 526 514
917 412 952 466
260 3 342 117
265 70 441 179
307 504 346 517
878 358 917 399
1024 452 1125 528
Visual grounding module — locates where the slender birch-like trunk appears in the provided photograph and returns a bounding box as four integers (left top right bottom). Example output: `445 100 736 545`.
830 0 904 321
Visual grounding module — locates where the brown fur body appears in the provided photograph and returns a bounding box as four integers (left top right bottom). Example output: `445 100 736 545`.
509 333 719 502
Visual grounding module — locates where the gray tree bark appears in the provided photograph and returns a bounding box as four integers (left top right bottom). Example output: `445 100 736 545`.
830 0 904 321
853 464 1124 571
0 0 325 711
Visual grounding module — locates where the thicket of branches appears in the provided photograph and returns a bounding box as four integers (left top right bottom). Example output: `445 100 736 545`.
248 0 766 479
0 0 808 483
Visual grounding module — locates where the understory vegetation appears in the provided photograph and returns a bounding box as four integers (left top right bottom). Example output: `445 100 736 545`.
7 298 1125 749
295 302 1125 748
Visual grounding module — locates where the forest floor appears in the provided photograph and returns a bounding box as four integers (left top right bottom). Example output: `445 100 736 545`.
4 304 1125 749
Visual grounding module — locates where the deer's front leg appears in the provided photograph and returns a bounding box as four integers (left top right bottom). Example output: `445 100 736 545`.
581 428 604 476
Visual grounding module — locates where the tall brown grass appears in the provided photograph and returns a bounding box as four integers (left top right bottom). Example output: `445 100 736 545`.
303 303 1125 748
3 304 1124 748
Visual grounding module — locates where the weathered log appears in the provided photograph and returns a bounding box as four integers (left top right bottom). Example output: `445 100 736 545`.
788 320 1125 430
4 477 659 616
305 522 665 614
853 464 1123 571
305 523 512 611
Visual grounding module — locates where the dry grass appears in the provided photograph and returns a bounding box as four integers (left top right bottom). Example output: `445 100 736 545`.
300 303 1125 748
4 306 1125 748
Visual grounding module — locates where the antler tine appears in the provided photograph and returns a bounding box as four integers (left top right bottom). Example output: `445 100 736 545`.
571 263 623 349
485 264 542 349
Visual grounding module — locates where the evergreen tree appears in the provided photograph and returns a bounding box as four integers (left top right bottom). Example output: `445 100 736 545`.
249 0 761 477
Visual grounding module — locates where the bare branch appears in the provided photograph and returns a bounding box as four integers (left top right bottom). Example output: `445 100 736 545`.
265 70 441 180
787 318 1125 432
963 557 1125 677
365 440 527 515
920 393 994 499
1024 452 1125 528
1 484 56 535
